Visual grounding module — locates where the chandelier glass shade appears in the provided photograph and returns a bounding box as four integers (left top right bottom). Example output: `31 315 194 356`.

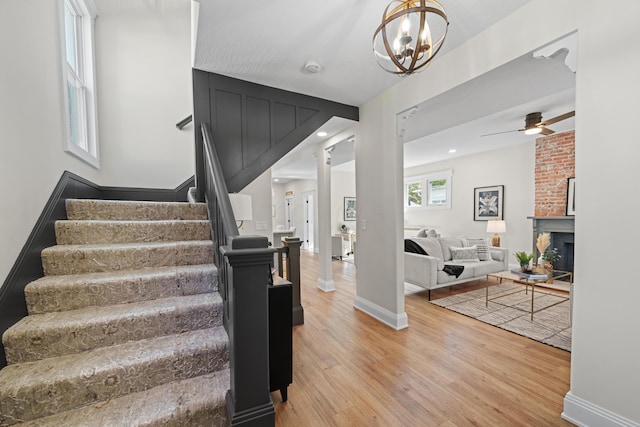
373 0 449 76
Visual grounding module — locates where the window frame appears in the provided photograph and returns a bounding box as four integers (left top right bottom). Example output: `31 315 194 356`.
60 0 99 168
404 169 453 210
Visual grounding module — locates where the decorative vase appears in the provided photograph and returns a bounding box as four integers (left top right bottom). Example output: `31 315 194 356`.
537 255 544 267
520 264 529 273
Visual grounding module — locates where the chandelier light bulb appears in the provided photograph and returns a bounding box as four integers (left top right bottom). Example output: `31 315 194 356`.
373 0 449 76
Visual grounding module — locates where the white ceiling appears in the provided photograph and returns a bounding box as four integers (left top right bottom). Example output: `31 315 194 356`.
193 0 576 181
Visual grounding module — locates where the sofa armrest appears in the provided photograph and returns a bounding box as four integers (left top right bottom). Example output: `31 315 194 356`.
490 247 509 270
404 252 438 289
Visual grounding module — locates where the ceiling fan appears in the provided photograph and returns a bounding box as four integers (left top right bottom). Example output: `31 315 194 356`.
481 110 575 137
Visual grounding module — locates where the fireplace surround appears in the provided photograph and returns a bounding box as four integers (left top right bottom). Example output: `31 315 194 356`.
528 216 575 274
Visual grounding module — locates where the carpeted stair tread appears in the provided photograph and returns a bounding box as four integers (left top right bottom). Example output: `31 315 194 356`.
25 264 217 314
65 199 208 221
41 240 214 276
3 293 223 364
0 327 229 426
15 370 229 427
55 220 211 245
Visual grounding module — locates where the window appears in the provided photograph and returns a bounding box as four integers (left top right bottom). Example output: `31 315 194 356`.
61 0 99 167
404 170 452 210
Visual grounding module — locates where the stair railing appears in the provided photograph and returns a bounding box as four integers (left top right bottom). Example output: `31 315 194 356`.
200 122 276 426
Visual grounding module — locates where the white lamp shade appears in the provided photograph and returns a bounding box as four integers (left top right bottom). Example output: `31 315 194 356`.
486 220 506 233
228 193 253 221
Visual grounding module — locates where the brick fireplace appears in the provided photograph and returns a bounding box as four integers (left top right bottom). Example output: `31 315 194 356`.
530 130 575 274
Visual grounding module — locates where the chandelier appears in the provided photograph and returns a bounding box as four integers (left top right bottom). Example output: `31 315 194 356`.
373 0 449 76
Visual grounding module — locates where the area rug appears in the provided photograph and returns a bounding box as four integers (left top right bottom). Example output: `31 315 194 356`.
429 283 572 351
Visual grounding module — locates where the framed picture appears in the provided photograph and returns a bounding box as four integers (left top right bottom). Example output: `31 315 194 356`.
474 185 504 221
344 197 356 221
566 177 575 215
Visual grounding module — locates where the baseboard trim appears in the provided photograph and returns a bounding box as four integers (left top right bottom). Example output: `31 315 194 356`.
0 171 195 368
317 279 335 292
354 296 409 330
562 391 640 427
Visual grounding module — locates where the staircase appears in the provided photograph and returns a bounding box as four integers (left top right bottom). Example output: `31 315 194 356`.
0 199 229 426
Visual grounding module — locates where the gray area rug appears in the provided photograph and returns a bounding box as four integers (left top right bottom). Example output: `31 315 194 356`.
428 283 571 351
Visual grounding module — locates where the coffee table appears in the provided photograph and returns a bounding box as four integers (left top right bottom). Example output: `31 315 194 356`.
486 269 572 320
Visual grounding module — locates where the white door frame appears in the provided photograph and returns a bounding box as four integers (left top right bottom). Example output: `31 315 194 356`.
303 190 315 251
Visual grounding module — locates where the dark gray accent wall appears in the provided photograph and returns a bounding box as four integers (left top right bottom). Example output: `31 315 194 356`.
0 171 195 367
193 70 359 194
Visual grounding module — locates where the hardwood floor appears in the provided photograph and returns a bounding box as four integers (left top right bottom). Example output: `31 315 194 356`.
273 251 572 426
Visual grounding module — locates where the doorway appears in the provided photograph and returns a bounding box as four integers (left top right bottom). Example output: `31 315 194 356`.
303 191 315 251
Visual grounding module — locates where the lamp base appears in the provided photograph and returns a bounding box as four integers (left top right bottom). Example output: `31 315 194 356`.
492 233 500 247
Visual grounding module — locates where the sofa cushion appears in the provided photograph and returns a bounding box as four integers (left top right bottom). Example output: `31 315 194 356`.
469 259 505 276
438 237 467 261
451 246 480 262
466 238 491 261
437 264 475 284
409 237 445 270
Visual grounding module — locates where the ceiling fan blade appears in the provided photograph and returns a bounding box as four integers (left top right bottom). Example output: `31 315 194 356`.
539 127 555 135
539 110 575 127
480 129 523 137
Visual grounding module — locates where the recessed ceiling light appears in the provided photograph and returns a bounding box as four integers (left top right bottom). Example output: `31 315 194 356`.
317 131 327 137
448 149 457 153
274 178 279 182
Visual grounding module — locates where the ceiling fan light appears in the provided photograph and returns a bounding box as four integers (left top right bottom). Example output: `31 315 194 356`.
524 127 542 135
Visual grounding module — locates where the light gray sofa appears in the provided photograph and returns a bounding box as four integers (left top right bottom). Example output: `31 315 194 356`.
404 236 508 300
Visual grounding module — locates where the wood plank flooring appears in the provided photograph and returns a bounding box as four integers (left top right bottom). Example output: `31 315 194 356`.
273 252 572 426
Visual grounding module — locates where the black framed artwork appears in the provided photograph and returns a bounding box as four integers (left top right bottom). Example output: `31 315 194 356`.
474 185 504 221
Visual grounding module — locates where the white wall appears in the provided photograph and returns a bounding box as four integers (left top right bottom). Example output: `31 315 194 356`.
330 171 356 235
271 179 317 243
0 0 101 285
403 142 534 257
567 2 640 424
236 169 272 241
356 0 640 424
94 0 194 188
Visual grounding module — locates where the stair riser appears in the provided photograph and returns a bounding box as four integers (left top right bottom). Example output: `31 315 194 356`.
55 221 211 245
66 200 208 221
17 371 229 427
25 265 218 314
0 331 229 426
4 299 223 364
41 242 214 276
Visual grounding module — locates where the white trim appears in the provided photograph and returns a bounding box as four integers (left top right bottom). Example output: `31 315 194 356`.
353 296 409 330
404 169 452 210
59 0 100 169
562 391 640 427
317 279 335 292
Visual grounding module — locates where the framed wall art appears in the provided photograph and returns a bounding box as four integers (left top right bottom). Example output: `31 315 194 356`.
474 185 504 221
344 197 356 221
566 177 575 215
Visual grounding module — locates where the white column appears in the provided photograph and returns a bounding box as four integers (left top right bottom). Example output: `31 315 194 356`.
316 149 335 292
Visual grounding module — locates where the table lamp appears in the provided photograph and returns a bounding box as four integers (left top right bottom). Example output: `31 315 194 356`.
486 220 506 247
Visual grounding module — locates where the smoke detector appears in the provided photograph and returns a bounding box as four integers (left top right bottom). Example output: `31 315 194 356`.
304 61 322 74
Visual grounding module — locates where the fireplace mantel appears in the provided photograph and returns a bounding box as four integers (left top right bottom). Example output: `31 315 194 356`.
528 216 575 234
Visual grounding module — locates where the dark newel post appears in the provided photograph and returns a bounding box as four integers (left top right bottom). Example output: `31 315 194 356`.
282 238 304 326
223 235 275 426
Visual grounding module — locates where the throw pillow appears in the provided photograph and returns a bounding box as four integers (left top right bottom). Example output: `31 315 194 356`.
438 237 467 261
450 246 480 262
416 228 438 238
466 238 491 261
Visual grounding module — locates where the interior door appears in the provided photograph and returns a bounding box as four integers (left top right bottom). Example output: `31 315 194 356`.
303 192 315 251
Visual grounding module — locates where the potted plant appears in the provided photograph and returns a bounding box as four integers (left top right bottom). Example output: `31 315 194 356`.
340 224 349 233
514 251 535 272
542 247 561 270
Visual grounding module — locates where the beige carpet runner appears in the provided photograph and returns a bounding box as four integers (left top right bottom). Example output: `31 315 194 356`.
0 199 229 426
